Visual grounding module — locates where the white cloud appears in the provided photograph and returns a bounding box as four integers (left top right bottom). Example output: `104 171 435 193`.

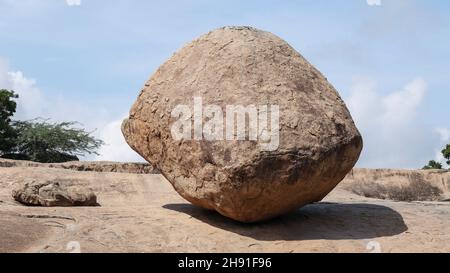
436 128 450 143
0 57 45 120
94 118 145 162
66 0 81 6
346 77 379 126
7 71 46 120
381 78 427 125
0 57 143 163
366 0 382 6
347 77 441 169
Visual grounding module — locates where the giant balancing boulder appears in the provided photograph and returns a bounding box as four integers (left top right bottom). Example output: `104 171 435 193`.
122 26 363 222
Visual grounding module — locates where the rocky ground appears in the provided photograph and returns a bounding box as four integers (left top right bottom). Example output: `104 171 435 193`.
0 160 449 253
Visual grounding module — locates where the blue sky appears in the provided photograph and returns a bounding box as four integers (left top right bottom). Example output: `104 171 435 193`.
0 0 449 168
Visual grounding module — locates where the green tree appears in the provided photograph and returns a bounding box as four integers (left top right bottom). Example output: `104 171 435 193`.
422 160 443 170
442 144 450 166
0 89 18 154
4 119 104 163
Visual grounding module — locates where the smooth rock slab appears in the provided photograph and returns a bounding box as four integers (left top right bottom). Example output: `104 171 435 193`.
122 26 363 222
12 180 97 207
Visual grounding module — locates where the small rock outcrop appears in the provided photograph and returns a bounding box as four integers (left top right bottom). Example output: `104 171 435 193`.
12 180 98 207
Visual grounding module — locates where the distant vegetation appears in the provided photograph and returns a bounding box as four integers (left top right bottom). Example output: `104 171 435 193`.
0 89 18 154
442 144 450 166
423 144 450 170
0 89 103 163
423 160 443 170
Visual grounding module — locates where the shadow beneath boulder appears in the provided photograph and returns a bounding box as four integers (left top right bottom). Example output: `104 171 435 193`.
163 202 408 241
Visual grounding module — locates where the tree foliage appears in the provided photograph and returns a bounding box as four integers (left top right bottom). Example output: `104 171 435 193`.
5 120 104 163
0 89 18 153
1 89 104 163
422 160 443 170
442 144 450 166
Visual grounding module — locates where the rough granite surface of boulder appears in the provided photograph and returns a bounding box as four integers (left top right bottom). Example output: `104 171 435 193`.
122 26 363 222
